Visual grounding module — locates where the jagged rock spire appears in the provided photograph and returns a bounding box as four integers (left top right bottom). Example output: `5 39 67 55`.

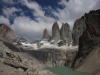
50 21 60 44
42 28 51 41
60 23 72 45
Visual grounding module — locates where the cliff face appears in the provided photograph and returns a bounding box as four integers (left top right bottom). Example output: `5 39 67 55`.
50 21 60 44
60 23 72 46
72 17 86 46
72 10 100 75
0 24 15 40
27 48 78 67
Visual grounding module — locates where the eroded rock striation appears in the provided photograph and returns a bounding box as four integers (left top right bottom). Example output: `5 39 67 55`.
60 23 72 46
42 28 51 41
29 48 78 67
72 17 86 46
72 9 100 75
0 24 15 40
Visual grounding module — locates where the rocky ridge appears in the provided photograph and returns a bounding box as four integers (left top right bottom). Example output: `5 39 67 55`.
72 16 86 46
0 24 15 41
72 9 100 75
0 37 56 75
0 25 56 75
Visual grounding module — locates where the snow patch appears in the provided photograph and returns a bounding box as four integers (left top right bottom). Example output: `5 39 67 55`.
21 42 38 49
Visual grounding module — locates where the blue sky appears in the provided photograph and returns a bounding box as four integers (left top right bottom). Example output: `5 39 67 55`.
0 0 100 40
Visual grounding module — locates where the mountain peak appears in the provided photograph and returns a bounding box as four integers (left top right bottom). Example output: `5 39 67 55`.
0 24 15 40
42 28 51 41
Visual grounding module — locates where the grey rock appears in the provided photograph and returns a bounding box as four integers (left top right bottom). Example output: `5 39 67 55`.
50 21 60 44
72 10 100 69
0 52 3 58
42 28 51 41
0 36 21 52
60 23 72 46
3 59 28 71
31 48 78 67
57 40 66 46
0 37 55 75
18 68 24 72
72 17 86 46
0 24 15 41
13 37 27 44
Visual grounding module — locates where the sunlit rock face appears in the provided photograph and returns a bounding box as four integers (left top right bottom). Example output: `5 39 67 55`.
0 24 15 40
60 23 72 46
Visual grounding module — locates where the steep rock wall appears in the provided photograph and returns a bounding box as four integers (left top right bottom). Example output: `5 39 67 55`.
28 48 78 67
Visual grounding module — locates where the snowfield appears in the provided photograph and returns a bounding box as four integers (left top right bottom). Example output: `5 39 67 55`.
20 41 78 51
21 42 38 49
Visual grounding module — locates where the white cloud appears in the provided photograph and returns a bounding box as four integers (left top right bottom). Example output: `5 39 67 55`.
20 0 45 18
0 16 10 25
11 16 55 40
1 0 14 4
2 7 22 18
52 0 100 29
10 0 58 40
1 0 21 5
21 0 56 23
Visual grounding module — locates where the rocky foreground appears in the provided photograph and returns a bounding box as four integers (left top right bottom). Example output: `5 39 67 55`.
0 37 56 75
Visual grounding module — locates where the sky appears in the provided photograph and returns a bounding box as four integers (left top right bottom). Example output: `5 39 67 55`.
0 0 100 40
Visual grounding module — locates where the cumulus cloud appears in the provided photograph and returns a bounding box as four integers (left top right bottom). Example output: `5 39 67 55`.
52 0 100 29
10 0 57 40
1 0 21 5
11 16 55 40
0 16 10 25
1 0 15 4
20 0 56 23
1 0 100 40
3 7 22 19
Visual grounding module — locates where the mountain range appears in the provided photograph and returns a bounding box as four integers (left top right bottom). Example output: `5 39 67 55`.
0 9 100 75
